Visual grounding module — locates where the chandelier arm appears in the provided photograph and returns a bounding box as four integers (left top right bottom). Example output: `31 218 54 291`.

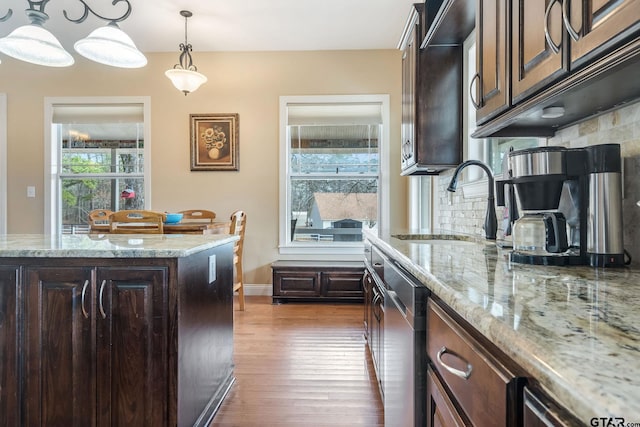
0 8 11 22
63 0 132 24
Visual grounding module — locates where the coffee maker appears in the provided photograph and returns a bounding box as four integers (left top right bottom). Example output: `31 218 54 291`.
496 143 626 267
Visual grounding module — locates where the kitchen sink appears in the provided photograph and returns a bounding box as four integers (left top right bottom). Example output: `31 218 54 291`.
392 233 480 245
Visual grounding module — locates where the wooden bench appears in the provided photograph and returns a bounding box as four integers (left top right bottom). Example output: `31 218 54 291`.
271 260 365 304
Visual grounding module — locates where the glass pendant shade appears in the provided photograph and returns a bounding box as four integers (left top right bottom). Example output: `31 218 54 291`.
0 24 74 67
165 68 208 95
74 23 147 68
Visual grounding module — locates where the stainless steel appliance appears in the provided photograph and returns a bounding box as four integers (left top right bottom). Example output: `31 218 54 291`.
496 143 629 267
383 258 428 427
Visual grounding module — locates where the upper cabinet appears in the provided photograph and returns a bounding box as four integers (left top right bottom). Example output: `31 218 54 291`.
473 0 640 137
399 0 474 175
474 0 510 123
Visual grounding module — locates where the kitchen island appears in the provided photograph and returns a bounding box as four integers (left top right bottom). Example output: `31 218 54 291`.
0 233 238 427
365 230 640 425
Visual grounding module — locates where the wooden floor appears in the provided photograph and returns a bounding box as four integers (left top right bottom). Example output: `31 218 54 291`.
210 296 384 427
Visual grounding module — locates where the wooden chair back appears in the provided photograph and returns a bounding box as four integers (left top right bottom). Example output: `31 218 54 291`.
108 210 166 234
229 210 246 310
88 209 114 233
179 209 217 223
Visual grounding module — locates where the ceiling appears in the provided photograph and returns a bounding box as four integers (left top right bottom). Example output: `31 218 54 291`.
1 0 419 53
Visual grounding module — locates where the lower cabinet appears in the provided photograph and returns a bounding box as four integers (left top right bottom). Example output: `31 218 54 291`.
271 261 364 303
0 266 19 426
23 266 169 426
0 243 235 427
426 299 524 427
426 366 468 427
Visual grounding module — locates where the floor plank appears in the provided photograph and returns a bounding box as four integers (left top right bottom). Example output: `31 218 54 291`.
210 296 383 427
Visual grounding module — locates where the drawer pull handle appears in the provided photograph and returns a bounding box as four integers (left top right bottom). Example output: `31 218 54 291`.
373 262 383 268
469 73 481 110
544 0 561 54
80 279 90 319
436 346 473 380
562 0 580 42
98 279 107 319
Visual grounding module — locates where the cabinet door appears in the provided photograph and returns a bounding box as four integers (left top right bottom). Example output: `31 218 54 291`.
0 266 20 426
321 270 363 299
475 0 510 123
400 7 420 170
273 270 321 299
363 270 372 339
426 367 467 427
23 267 95 427
512 0 569 102
566 0 640 68
95 267 168 427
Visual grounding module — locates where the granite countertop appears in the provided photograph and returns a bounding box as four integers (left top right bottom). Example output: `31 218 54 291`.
365 229 640 424
0 234 239 258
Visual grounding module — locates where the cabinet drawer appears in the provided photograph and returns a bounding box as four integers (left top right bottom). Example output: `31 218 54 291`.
427 300 519 427
273 270 320 297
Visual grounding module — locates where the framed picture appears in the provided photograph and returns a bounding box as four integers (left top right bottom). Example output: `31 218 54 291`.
190 113 239 171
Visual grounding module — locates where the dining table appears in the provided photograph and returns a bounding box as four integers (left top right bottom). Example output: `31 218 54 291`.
90 220 231 235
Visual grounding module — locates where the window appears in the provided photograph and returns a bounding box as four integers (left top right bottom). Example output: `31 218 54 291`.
279 95 389 255
0 93 6 234
45 98 151 235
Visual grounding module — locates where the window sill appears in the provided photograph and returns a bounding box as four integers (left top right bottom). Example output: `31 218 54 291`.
278 243 365 256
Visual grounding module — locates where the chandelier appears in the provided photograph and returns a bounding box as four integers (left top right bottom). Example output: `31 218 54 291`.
0 0 146 68
165 10 207 96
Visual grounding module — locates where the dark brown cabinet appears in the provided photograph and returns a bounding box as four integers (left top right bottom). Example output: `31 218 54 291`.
566 0 640 68
426 366 468 427
0 242 235 427
399 2 465 175
426 299 523 427
271 261 364 303
512 0 569 102
475 0 640 137
0 266 20 426
475 0 510 123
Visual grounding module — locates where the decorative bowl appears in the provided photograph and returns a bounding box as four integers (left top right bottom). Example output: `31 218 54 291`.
164 213 183 224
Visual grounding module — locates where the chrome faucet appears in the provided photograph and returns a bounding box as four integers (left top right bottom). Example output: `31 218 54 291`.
447 160 497 240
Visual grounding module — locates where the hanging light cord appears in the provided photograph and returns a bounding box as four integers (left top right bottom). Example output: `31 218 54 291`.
174 10 198 72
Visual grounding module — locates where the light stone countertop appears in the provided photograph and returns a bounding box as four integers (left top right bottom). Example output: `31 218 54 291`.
0 234 239 258
366 229 640 424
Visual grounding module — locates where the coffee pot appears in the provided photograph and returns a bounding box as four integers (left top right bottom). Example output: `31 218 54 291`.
496 144 628 267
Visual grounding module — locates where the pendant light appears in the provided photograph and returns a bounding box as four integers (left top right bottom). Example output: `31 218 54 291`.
0 5 74 67
74 22 147 68
165 10 208 96
0 0 146 69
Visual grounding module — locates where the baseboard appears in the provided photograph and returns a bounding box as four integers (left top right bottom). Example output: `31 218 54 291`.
244 283 272 296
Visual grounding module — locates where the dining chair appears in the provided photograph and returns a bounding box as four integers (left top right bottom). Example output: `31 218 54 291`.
229 210 246 311
179 209 217 222
88 209 114 234
108 210 166 234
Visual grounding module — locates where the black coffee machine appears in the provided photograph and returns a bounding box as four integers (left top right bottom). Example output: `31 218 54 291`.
496 143 626 267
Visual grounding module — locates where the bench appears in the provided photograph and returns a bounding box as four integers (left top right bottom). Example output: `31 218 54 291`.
271 260 365 304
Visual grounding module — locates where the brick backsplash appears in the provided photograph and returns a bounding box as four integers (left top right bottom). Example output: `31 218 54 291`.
435 100 640 266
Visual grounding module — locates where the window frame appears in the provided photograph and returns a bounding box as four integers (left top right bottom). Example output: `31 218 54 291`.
278 94 390 255
0 93 6 234
44 96 151 235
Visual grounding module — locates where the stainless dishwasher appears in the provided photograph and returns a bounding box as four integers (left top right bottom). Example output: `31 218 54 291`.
383 257 428 427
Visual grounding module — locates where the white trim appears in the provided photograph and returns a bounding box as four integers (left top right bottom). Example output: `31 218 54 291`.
242 283 273 296
278 94 390 256
0 94 6 234
44 96 151 234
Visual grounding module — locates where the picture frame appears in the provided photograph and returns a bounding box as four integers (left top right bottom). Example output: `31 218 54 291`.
190 113 239 171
